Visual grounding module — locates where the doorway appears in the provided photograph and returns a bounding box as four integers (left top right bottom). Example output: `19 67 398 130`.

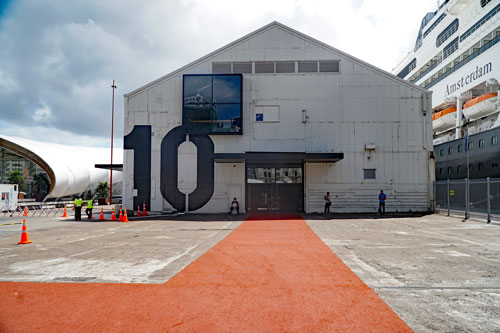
246 166 303 212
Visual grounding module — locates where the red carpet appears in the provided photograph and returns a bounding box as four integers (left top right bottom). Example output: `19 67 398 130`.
0 215 411 332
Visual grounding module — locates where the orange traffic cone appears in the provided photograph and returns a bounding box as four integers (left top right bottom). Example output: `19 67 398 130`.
123 209 129 223
111 208 116 221
118 209 123 222
23 207 28 216
99 208 105 221
142 203 147 216
18 219 32 245
62 208 68 218
137 205 142 217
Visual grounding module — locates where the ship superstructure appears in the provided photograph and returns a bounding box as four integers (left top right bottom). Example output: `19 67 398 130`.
394 0 500 180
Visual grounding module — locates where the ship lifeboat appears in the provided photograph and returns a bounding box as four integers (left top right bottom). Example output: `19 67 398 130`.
432 106 456 132
462 92 498 120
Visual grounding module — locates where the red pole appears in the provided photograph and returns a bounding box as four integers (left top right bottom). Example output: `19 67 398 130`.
110 80 117 205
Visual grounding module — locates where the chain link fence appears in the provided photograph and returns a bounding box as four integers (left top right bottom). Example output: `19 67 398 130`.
436 177 500 223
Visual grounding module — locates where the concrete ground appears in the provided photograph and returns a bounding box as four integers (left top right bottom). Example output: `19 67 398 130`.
0 213 499 331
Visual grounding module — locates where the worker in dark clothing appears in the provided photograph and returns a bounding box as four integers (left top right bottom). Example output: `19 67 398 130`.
378 190 387 215
74 196 83 221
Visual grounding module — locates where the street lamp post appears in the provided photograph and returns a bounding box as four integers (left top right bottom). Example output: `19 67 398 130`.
110 80 117 205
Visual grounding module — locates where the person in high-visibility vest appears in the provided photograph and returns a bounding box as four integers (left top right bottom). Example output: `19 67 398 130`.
86 199 94 219
74 196 83 221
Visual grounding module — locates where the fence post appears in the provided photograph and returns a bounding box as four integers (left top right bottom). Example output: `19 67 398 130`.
487 177 491 224
465 178 469 220
447 179 450 216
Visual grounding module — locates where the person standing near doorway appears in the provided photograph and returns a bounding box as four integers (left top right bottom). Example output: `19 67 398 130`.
378 190 386 215
324 192 331 214
86 199 94 219
74 196 83 221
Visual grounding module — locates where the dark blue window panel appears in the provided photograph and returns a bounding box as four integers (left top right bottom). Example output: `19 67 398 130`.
436 18 459 47
183 74 242 135
211 104 242 133
443 37 459 59
256 113 263 121
397 58 417 79
213 75 241 103
183 75 213 104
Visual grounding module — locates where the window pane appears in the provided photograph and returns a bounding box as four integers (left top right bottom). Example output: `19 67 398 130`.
233 62 252 73
255 62 274 73
183 74 242 135
458 144 463 152
247 168 275 183
319 60 339 72
213 62 232 74
448 147 453 154
468 142 473 150
440 149 444 156
276 168 302 183
213 75 241 103
211 104 241 133
492 135 498 145
184 75 212 103
479 139 485 148
298 61 318 73
276 61 295 73
363 169 376 179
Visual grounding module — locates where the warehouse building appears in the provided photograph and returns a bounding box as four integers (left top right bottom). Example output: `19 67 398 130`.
123 22 434 214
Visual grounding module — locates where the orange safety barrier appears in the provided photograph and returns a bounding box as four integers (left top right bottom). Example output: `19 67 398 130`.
142 203 147 216
118 209 123 222
62 208 68 218
111 208 116 221
137 205 141 217
23 207 28 216
18 219 32 245
123 209 129 223
99 208 105 221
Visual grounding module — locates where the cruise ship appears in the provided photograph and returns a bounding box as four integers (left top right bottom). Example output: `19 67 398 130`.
393 0 500 180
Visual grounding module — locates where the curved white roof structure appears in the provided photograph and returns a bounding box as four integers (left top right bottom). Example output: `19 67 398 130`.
0 134 122 198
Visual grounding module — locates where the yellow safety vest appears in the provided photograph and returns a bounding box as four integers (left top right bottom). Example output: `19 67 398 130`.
74 198 83 207
87 200 93 209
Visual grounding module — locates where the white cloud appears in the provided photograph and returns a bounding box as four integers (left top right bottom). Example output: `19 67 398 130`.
32 105 53 122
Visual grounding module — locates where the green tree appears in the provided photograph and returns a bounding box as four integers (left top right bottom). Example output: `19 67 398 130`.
95 181 109 198
8 170 24 186
33 172 50 194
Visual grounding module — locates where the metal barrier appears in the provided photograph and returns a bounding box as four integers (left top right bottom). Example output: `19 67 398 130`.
436 177 500 223
1 201 74 218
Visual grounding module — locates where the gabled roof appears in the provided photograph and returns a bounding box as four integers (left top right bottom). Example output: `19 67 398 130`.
124 21 429 98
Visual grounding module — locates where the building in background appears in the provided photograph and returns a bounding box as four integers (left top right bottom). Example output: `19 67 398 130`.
0 134 122 201
123 22 434 214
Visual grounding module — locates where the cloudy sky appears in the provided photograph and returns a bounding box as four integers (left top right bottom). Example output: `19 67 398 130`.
0 0 438 148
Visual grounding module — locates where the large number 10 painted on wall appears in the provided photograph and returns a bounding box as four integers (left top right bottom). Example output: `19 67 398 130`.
124 125 214 212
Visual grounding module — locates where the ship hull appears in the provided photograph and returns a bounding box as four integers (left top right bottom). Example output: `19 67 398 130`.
435 126 500 180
